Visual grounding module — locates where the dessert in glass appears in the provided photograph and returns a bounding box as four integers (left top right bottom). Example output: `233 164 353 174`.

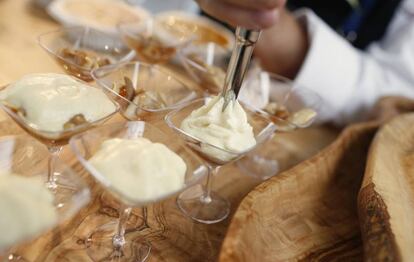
92 61 200 122
0 73 118 190
118 19 193 64
48 0 150 40
237 71 322 180
154 11 234 50
0 135 90 260
69 121 208 262
165 96 277 224
38 26 135 82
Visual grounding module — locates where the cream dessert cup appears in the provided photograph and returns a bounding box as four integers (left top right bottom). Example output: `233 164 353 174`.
0 74 118 190
118 18 195 64
69 121 208 262
0 136 90 261
165 97 277 224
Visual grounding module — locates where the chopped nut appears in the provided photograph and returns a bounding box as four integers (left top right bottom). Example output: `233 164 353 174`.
117 76 136 101
63 114 89 130
264 101 317 129
59 47 112 71
288 108 317 127
2 101 27 117
115 76 166 112
125 36 176 64
16 107 26 117
264 102 290 120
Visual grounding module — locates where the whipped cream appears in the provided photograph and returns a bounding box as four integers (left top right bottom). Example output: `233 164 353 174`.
0 173 57 251
180 96 256 162
89 138 186 202
0 73 116 132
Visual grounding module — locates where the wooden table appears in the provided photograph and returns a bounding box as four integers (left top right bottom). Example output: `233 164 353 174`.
0 1 339 261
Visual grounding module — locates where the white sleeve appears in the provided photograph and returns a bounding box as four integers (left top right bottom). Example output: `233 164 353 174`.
293 4 414 124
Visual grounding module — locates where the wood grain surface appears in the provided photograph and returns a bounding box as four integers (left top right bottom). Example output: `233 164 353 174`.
359 113 414 261
0 1 338 261
220 121 376 262
219 98 414 261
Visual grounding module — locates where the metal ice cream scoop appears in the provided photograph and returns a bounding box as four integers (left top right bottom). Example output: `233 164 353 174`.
221 27 261 111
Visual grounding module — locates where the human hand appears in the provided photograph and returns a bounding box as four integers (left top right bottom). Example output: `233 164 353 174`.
196 0 286 29
254 10 309 78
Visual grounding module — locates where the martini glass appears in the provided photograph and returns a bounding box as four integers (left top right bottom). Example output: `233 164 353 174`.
154 11 234 50
118 19 192 64
165 98 277 224
0 83 119 190
237 72 322 180
38 26 135 82
69 121 208 262
91 61 200 122
0 135 90 261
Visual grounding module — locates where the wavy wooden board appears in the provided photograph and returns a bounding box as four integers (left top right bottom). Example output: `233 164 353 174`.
358 113 414 261
219 122 377 261
219 97 414 261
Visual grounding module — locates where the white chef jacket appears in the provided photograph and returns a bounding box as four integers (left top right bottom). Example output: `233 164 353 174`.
294 0 414 123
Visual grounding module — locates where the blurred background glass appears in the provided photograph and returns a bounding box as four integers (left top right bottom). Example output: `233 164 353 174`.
125 0 199 14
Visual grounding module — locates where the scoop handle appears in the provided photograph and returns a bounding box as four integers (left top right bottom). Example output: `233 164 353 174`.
222 28 261 108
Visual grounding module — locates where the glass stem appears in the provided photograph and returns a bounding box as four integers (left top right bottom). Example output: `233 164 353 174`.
112 206 132 249
201 166 220 204
47 146 62 189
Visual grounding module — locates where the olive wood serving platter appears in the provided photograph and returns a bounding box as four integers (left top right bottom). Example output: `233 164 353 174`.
359 113 414 261
220 98 414 261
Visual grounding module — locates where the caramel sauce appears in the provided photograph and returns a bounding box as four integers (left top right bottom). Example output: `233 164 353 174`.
57 48 112 82
6 105 75 146
160 19 229 47
123 35 176 64
63 114 89 130
264 102 290 120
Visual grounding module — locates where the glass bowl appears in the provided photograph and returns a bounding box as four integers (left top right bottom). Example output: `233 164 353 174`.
118 19 192 64
165 98 278 223
92 61 200 122
241 71 322 131
38 26 135 82
155 11 234 50
237 71 323 180
69 121 208 262
0 81 119 190
0 135 90 258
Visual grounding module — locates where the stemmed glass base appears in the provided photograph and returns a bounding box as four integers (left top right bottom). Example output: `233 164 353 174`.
45 145 63 191
177 188 230 224
176 166 230 225
85 222 151 262
237 155 280 180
